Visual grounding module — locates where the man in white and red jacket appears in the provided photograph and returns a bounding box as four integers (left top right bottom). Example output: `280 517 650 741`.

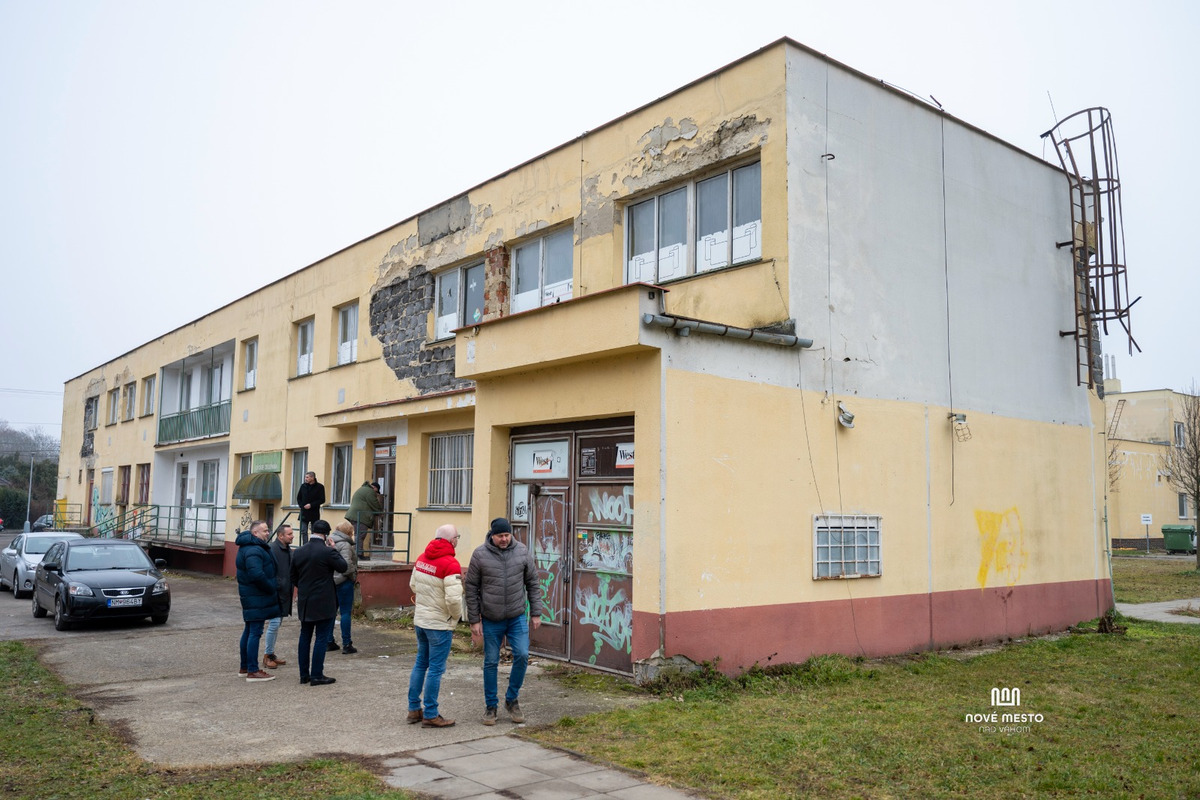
406 524 465 728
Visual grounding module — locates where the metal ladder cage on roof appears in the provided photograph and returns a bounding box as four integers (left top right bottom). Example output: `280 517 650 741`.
1042 107 1140 390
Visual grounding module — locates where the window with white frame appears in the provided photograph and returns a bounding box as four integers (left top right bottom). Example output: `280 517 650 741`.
1180 493 1189 519
142 375 156 416
243 339 258 390
200 363 223 406
179 371 193 410
435 261 485 340
296 319 314 376
428 432 473 507
107 389 121 425
122 382 136 421
100 468 114 504
233 454 252 507
813 514 881 579
337 303 358 365
290 449 308 502
1175 421 1186 448
331 444 352 505
199 460 219 505
511 228 573 314
627 160 761 283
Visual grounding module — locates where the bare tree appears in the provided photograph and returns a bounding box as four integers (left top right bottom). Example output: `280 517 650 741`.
1159 384 1200 569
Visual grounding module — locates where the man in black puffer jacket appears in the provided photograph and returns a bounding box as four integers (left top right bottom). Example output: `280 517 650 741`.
235 520 282 682
464 517 543 726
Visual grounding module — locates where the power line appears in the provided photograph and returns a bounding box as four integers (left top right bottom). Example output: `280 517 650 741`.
0 387 62 396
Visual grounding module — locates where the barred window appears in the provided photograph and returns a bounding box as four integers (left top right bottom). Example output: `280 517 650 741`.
814 514 881 579
428 432 473 507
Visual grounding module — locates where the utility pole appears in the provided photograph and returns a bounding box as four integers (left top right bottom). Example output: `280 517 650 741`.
24 454 34 531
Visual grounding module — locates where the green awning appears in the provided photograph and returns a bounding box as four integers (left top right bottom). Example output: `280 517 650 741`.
231 471 282 501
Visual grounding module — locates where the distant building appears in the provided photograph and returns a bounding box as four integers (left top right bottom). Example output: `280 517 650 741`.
1104 380 1196 547
59 38 1116 677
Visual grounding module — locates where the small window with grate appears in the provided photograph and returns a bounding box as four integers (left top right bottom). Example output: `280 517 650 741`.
813 514 881 579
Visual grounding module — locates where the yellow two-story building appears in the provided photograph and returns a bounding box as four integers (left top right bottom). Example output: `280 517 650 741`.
60 38 1115 677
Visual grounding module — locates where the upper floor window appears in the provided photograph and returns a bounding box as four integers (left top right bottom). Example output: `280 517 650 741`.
84 396 99 431
107 389 121 425
337 303 359 365
141 375 156 416
627 161 761 283
512 228 573 314
200 363 224 406
1175 421 1186 448
122 383 136 421
296 319 314 376
435 261 485 340
243 339 258 390
179 371 193 411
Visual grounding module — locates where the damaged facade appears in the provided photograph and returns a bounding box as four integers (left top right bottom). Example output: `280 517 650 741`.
58 38 1113 677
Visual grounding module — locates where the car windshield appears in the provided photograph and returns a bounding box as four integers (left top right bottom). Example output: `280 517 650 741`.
25 538 65 555
65 546 152 571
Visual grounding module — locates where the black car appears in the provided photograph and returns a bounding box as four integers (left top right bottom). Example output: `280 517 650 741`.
32 539 170 630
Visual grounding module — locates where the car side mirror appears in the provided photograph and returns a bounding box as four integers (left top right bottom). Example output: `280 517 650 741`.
154 559 167 569
41 561 60 572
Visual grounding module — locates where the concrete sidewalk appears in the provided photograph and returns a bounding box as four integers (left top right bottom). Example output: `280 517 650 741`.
18 573 698 799
1115 597 1200 624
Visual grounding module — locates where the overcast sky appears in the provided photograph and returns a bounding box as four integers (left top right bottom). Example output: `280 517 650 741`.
2 0 1196 437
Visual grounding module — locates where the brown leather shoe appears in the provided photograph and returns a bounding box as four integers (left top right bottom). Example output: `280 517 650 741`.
406 709 422 724
264 654 286 669
420 715 455 728
246 670 276 682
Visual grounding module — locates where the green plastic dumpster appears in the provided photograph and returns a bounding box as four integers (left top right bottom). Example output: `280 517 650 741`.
1162 525 1197 554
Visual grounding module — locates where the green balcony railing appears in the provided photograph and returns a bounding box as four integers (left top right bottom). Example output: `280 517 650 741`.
157 400 232 444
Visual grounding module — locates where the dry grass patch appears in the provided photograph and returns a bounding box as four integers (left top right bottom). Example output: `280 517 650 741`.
1111 556 1200 603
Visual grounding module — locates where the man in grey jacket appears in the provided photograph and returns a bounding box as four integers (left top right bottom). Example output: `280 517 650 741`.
464 517 542 725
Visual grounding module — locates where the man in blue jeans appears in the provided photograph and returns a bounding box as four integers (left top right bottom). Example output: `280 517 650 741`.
407 524 465 728
464 517 543 725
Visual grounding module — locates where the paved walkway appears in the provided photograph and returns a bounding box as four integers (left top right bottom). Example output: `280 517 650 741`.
1115 597 1200 624
381 735 696 799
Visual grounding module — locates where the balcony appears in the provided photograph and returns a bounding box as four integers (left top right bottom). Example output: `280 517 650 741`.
157 400 232 445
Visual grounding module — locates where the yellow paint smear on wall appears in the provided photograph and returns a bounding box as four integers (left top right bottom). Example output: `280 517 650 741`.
975 507 1028 588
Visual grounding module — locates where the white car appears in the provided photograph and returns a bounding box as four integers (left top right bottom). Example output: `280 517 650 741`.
1 532 85 598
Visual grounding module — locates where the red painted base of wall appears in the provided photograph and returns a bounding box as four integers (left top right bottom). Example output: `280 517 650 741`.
358 565 414 609
633 579 1112 674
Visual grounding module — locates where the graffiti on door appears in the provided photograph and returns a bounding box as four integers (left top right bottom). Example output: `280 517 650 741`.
533 493 567 624
574 572 632 664
578 530 633 573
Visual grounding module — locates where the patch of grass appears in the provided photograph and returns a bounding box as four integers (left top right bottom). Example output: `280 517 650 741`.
526 621 1200 798
0 641 412 800
540 662 649 695
1112 556 1200 603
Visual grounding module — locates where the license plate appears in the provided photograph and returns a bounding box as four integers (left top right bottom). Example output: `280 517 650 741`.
107 597 142 608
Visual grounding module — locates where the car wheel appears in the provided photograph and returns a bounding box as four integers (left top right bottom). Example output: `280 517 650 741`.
10 571 19 598
31 591 46 618
150 614 168 625
53 595 71 631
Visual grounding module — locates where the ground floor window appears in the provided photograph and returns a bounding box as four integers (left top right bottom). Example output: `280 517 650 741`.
428 432 473 507
331 444 352 505
199 460 219 505
814 514 881 578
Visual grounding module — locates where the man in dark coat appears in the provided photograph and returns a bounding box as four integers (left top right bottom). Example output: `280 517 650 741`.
262 524 295 669
236 520 282 682
290 519 347 685
296 471 325 544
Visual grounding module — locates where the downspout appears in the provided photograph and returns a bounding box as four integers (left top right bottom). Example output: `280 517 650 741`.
642 313 814 348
